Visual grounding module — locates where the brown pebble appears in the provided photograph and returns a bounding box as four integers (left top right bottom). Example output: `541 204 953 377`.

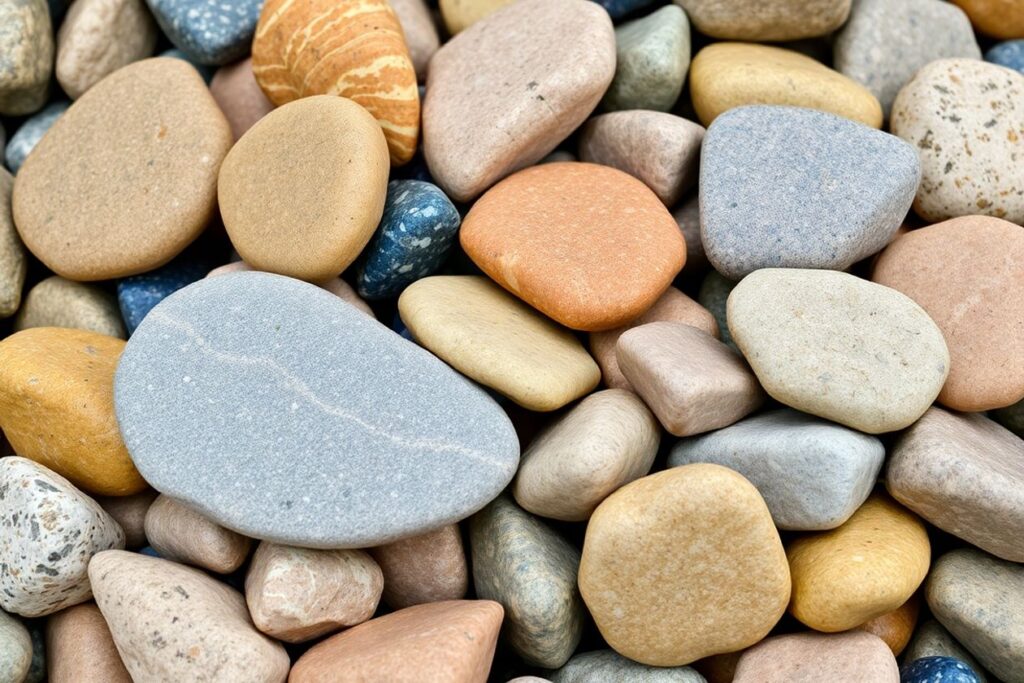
46 603 131 683
370 524 468 609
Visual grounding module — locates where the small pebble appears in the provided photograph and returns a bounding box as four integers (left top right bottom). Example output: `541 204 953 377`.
0 169 26 317
903 621 988 683
15 276 125 338
674 0 852 41
439 0 515 34
552 650 706 682
370 524 468 609
986 40 1024 72
96 490 158 549
0 609 32 683
144 495 252 573
859 596 920 656
4 101 69 174
901 656 981 683
45 603 131 683
602 5 691 113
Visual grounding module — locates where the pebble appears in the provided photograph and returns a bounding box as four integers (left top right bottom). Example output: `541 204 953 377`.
733 631 898 683
0 0 53 115
887 407 1024 563
578 111 704 207
602 5 691 112
873 216 1024 411
697 271 736 348
218 96 389 282
13 58 231 281
205 261 375 317
245 542 382 643
952 0 1024 40
0 328 145 495
0 457 125 618
55 0 157 99
117 256 209 335
617 322 763 437
727 269 949 434
398 275 601 411
674 0 852 41
422 0 615 201
0 169 25 318
470 496 583 668
15 276 125 338
595 0 659 20
987 40 1024 72
579 464 790 666
834 0 981 116
673 197 710 278
890 58 1024 224
690 43 883 128
147 0 261 65
390 0 439 79
860 596 919 656
904 621 989 683
461 163 685 331
115 272 520 548
252 0 419 164
89 550 289 682
786 493 931 632
144 495 253 573
159 46 214 81
926 548 1024 683
357 180 462 300
552 650 706 683
3 101 68 174
209 58 274 141
700 106 919 280
439 0 515 34
901 657 981 683
96 489 158 549
670 409 884 531
370 524 468 609
45 603 131 683
0 610 32 683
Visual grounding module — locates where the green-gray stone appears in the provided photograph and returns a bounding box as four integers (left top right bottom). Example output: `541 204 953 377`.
602 5 691 112
902 620 988 683
551 650 707 682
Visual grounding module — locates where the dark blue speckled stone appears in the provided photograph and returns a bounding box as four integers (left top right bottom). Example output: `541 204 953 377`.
118 257 210 334
591 0 659 21
901 657 980 683
160 48 216 83
986 41 1024 73
357 180 461 300
147 0 264 65
5 101 69 174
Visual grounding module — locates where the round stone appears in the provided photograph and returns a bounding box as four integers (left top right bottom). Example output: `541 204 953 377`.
0 611 32 683
987 40 1024 72
96 489 158 549
370 524 468 609
3 100 68 174
15 276 125 338
903 620 989 683
147 0 262 66
144 495 252 574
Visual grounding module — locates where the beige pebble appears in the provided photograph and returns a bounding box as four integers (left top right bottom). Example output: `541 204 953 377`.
0 169 26 318
46 602 131 683
96 489 158 549
370 524 468 609
144 495 252 574
0 609 32 683
391 0 440 78
15 276 125 338
440 0 514 34
733 631 898 682
0 0 53 115
209 58 274 141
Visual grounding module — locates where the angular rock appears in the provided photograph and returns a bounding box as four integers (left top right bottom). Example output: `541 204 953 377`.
390 0 439 79
603 6 691 112
46 603 131 683
0 610 32 683
903 620 989 683
96 490 157 549
0 169 26 318
145 495 252 573
209 58 274 141
552 650 706 683
370 524 468 609
0 0 53 115
733 631 898 682
147 0 261 65
4 101 68 174
15 276 126 338
674 0 851 41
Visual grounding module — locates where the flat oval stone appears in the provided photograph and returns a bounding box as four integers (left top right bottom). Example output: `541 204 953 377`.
0 0 53 115
370 524 468 609
46 603 132 683
16 276 126 338
728 269 949 434
552 650 706 683
952 0 1024 39
461 162 685 331
147 0 261 65
0 169 26 318
901 657 981 683
144 495 252 573
602 5 691 113
673 0 851 41
733 631 898 683
12 58 231 281
114 272 520 548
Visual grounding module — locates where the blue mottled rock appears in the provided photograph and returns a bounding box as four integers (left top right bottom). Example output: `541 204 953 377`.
553 650 706 682
115 272 519 549
987 40 1024 73
700 106 919 280
118 255 209 334
357 180 461 300
159 47 215 82
602 5 690 112
591 0 658 20
147 0 262 65
5 102 69 174
901 657 980 683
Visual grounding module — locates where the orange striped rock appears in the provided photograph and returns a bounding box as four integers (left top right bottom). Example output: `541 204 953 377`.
252 0 419 165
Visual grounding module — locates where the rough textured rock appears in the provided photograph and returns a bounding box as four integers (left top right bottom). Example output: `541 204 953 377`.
370 524 468 609
602 5 691 112
673 0 851 41
733 631 898 682
0 0 53 115
15 276 126 338
0 610 32 683
552 650 706 682
0 169 26 318
46 603 131 683
144 495 252 573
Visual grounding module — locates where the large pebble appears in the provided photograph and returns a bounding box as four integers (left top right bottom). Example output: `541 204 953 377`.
670 409 884 530
423 0 615 201
728 269 949 434
96 489 157 549
205 261 375 317
390 0 438 79
45 603 131 683
209 58 274 141
603 5 691 112
673 0 851 41
147 0 260 65
218 96 388 282
13 58 231 281
370 524 468 609
115 272 520 548
461 163 685 331
89 550 289 682
144 495 252 573
0 0 53 115
0 458 125 618
952 0 1024 39
552 650 706 683
579 464 790 666
891 58 1024 224
904 620 988 683
15 276 125 338
0 610 32 683
700 106 919 279
0 169 26 318
733 631 898 682
4 101 68 174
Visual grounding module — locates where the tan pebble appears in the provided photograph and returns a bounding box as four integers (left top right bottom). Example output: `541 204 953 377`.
858 594 919 656
97 489 158 549
0 169 26 318
440 0 515 34
145 495 252 574
209 58 274 141
390 0 439 79
15 276 125 338
674 0 851 41
733 631 898 682
370 524 468 609
46 603 131 683
952 0 1024 39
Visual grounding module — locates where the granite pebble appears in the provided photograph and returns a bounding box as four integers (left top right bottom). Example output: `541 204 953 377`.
904 621 989 683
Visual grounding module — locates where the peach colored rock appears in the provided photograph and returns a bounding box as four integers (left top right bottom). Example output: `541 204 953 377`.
145 495 252 573
206 262 374 317
245 542 383 643
461 163 686 331
872 216 1024 411
288 600 503 682
423 0 615 201
617 321 763 437
952 0 1024 39
590 287 718 391
370 524 468 609
97 489 158 549
210 58 274 141
733 631 898 682
858 594 919 656
46 603 131 683
391 0 439 79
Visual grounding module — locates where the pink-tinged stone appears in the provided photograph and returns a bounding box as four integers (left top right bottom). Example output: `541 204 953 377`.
370 524 468 609
210 58 275 141
733 631 898 682
390 0 439 80
46 602 131 683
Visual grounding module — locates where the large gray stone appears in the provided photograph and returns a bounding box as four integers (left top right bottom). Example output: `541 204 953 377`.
552 649 706 682
902 620 988 683
114 272 520 549
670 409 884 530
700 105 919 280
602 5 691 113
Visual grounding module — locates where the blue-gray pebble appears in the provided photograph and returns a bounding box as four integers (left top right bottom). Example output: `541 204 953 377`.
700 105 920 280
147 0 263 65
357 180 461 300
114 272 519 549
118 256 210 334
901 657 980 683
986 41 1024 73
5 101 69 174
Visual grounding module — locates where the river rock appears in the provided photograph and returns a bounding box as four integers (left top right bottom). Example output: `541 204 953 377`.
987 40 1024 71
0 169 25 318
952 0 1024 39
144 495 252 573
118 254 210 334
0 0 53 115
96 490 157 549
205 262 374 317
859 596 919 656
45 603 131 683
370 524 468 609
673 0 851 41
603 5 690 112
147 0 261 64
209 58 274 141
902 657 981 683
904 620 989 683
0 610 32 683
4 101 68 174
390 0 438 79
552 650 706 683
439 0 514 34
15 276 126 338
733 631 898 682
115 272 520 548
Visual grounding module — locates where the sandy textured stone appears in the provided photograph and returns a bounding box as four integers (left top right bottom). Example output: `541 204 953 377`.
15 276 126 338
0 609 32 683
952 0 1024 39
96 490 157 549
145 495 252 573
390 0 438 79
887 407 1024 563
209 58 273 141
579 464 790 667
673 0 851 41
0 0 53 115
371 524 467 609
873 216 1024 411
733 631 898 683
602 5 691 112
728 269 949 434
470 497 583 668
579 111 704 207
439 0 514 34
617 322 763 437
0 169 26 318
423 0 615 201
858 595 918 656
691 43 882 128
0 458 125 618
46 603 131 683
13 58 231 281
514 389 659 522
903 620 989 683
218 96 388 282
289 600 503 682
553 650 706 682
245 542 382 643
891 59 1024 224
399 275 600 411
461 163 685 331
787 494 930 632
0 328 145 496
206 262 374 317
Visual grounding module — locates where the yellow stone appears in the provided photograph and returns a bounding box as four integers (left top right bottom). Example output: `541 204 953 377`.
0 328 146 495
690 42 883 128
787 493 930 632
440 0 516 34
398 275 600 412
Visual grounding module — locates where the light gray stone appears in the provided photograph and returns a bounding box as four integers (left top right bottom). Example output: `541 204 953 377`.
902 620 988 683
0 0 53 115
552 649 706 682
602 5 691 113
0 610 32 683
15 276 126 338
5 102 70 174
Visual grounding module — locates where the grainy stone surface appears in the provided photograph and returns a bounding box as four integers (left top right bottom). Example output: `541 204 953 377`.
46 602 131 683
0 609 32 683
0 168 26 318
15 276 126 338
147 0 262 65
733 631 898 682
552 650 706 682
370 524 468 609
0 0 53 115
673 0 851 41
603 5 691 112
145 495 252 573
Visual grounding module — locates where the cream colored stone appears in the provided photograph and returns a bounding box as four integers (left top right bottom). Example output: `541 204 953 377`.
144 495 252 574
371 525 468 609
